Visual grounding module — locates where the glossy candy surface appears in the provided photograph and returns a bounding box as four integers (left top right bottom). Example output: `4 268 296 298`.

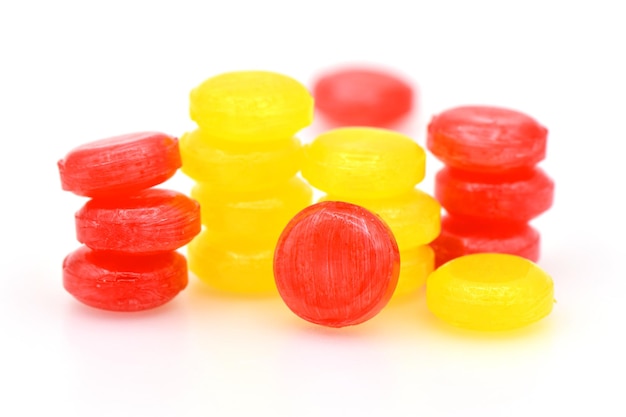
320 188 440 248
188 230 277 295
427 106 547 174
394 245 434 298
75 189 201 254
179 130 302 191
435 167 554 223
274 201 400 327
189 71 313 142
58 132 181 197
313 67 413 126
430 216 540 267
63 247 188 312
427 253 554 331
192 177 312 244
302 128 426 199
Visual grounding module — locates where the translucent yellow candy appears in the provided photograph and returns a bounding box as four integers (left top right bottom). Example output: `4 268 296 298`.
189 71 314 142
179 129 302 191
302 127 426 199
320 189 441 248
191 177 313 244
427 254 554 331
188 230 277 295
394 245 434 298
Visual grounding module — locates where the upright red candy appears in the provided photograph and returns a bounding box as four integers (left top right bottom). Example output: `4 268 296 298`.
273 201 400 328
75 189 201 254
63 247 188 312
427 106 548 174
58 132 181 197
435 167 554 223
312 67 414 127
430 216 540 267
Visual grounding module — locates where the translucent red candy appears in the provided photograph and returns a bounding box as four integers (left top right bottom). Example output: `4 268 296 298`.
430 216 540 268
273 201 400 328
63 247 188 312
435 167 554 223
312 67 414 127
427 106 548 174
58 132 181 197
75 189 201 254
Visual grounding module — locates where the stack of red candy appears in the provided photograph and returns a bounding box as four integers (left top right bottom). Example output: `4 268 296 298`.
58 132 201 311
427 106 555 267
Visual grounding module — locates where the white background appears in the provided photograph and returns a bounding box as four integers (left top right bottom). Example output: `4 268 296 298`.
1 1 625 416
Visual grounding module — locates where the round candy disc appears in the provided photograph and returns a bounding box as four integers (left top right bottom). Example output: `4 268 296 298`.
189 71 313 142
312 67 414 126
393 245 434 298
302 127 425 199
435 167 554 223
58 132 181 197
426 253 554 331
63 247 188 312
75 189 201 254
274 201 400 327
179 129 302 191
427 106 548 174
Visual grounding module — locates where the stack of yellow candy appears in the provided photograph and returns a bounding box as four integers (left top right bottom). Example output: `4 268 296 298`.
302 128 441 298
180 71 315 294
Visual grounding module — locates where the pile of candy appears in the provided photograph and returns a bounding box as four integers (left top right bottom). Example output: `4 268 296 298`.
57 68 555 331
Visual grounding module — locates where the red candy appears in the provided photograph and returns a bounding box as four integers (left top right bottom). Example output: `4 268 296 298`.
63 247 188 312
435 167 554 223
427 106 547 174
430 216 540 267
312 67 413 127
75 189 201 254
273 201 400 328
58 132 181 197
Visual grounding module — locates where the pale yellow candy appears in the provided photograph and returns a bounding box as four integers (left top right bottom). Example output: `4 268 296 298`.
179 129 302 191
427 253 554 331
189 71 313 142
393 245 434 298
188 230 277 295
191 176 313 244
320 189 441 248
302 127 426 199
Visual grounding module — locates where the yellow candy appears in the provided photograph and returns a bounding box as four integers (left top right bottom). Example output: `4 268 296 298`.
189 71 314 142
302 127 426 199
191 176 313 244
427 254 554 331
188 230 277 295
320 189 440 248
393 245 434 298
180 130 302 191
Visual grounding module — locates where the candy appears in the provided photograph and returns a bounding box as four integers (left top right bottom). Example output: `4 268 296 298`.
395 245 435 297
312 67 414 126
189 71 313 142
273 201 400 327
435 167 554 223
63 247 188 312
191 176 312 244
430 216 540 267
320 189 440 248
302 127 426 199
427 106 547 174
426 253 554 331
75 189 201 254
188 230 277 295
179 129 302 191
58 132 181 197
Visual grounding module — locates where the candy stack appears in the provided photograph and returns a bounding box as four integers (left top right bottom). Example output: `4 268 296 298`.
180 71 315 294
427 106 555 267
302 127 441 299
58 132 201 311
